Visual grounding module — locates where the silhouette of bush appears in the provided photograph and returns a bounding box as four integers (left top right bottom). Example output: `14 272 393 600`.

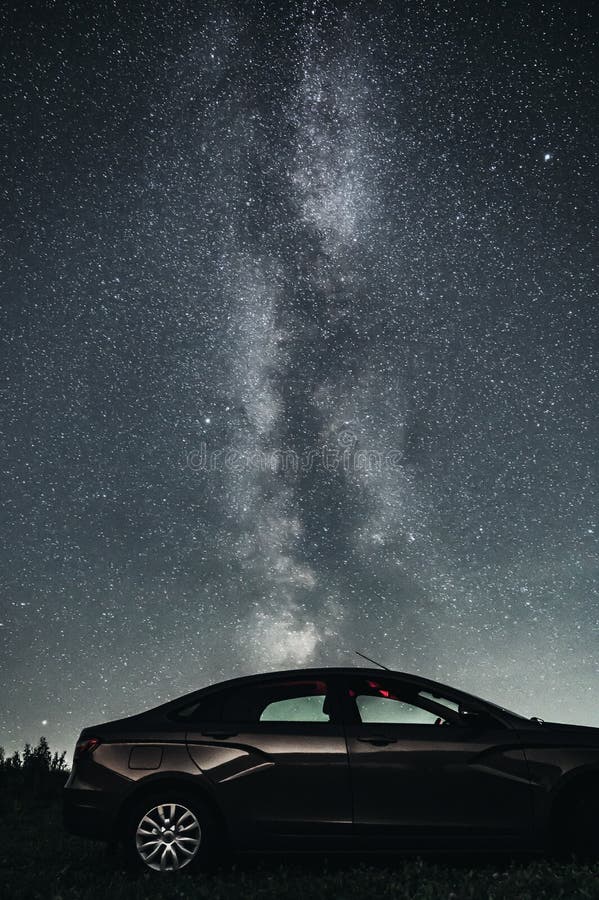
0 737 69 814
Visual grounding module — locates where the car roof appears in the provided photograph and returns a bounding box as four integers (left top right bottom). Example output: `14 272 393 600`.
159 666 526 723
185 666 421 693
168 666 473 703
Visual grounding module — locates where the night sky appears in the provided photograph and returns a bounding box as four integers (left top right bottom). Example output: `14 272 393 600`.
1 0 598 755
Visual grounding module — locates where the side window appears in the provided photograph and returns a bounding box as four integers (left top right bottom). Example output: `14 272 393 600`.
351 679 453 726
260 694 329 722
222 679 331 724
356 694 440 725
173 680 331 724
418 690 460 715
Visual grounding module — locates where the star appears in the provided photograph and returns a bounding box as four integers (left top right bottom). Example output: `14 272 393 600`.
1 0 597 759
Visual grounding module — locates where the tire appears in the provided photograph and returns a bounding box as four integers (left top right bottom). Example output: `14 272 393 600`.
123 790 217 873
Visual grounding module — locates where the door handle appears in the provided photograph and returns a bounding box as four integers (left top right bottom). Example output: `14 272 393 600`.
357 735 396 746
201 730 237 739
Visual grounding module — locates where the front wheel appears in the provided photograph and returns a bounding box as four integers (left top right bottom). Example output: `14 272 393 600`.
564 784 599 860
125 792 215 873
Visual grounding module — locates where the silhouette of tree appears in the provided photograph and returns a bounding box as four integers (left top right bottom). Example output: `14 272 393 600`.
0 738 69 812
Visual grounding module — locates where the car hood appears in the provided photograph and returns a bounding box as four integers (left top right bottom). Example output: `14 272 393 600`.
535 721 599 740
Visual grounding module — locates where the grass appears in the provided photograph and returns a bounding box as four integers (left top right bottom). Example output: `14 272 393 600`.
1 802 598 900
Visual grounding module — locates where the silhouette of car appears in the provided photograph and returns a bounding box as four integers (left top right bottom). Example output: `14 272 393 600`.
63 667 599 872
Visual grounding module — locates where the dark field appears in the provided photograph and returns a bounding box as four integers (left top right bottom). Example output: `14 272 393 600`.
1 802 599 900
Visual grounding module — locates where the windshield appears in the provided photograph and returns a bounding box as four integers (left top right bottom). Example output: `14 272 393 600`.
462 691 528 721
412 679 529 721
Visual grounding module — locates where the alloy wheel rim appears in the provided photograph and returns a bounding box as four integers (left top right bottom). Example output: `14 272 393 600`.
135 803 201 871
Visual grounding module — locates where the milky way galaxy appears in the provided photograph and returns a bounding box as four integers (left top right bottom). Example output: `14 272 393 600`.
1 1 598 753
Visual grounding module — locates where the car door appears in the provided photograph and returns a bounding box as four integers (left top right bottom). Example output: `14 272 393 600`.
185 675 351 847
342 674 534 848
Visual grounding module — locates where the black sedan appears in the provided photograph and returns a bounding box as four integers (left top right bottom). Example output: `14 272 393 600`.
63 667 599 872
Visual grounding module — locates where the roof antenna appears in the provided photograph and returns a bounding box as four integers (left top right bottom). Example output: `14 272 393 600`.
355 650 391 670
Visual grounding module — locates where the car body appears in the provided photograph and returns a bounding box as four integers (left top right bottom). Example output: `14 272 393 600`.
63 667 599 871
